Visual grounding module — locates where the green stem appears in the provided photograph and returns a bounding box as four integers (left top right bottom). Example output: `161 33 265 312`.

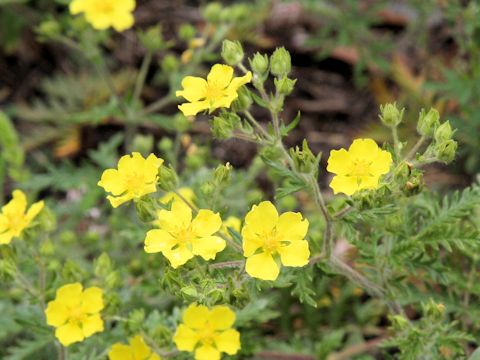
244 110 271 140
406 135 426 160
133 51 153 105
391 125 401 159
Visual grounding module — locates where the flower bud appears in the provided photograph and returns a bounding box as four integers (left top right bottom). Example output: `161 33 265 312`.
231 87 252 112
270 47 291 77
435 139 457 164
161 54 179 73
214 163 232 185
379 102 404 127
202 2 222 23
158 165 178 192
158 137 174 152
434 120 453 143
274 77 296 95
394 161 412 182
249 52 269 75
178 23 196 42
135 195 157 222
138 25 165 52
210 111 240 139
423 300 445 321
221 40 244 66
289 139 318 174
200 182 215 198
132 134 154 155
417 108 440 137
390 315 409 330
36 19 61 42
404 170 424 196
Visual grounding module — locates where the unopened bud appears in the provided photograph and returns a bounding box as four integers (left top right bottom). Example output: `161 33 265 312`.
270 47 291 77
274 77 296 95
417 108 440 137
435 139 457 164
434 120 453 143
158 165 178 192
161 54 179 73
178 24 196 42
289 139 318 174
249 52 269 76
221 40 244 66
202 2 222 23
379 102 404 127
138 25 165 52
214 163 232 185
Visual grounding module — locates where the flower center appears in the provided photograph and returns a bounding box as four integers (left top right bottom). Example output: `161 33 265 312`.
176 228 194 245
124 173 146 193
205 83 224 100
199 324 216 346
6 214 28 234
68 308 87 324
350 159 371 177
263 231 280 253
94 0 114 14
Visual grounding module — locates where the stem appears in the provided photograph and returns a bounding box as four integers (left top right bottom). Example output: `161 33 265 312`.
141 95 173 116
133 51 153 105
406 135 426 160
244 110 271 139
56 344 66 360
209 260 244 269
391 125 401 159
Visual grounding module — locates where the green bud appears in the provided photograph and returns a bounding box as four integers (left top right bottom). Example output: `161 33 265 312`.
404 170 424 196
379 102 404 127
135 195 157 222
158 137 174 152
138 25 164 52
221 40 244 66
434 120 453 143
40 239 55 256
207 288 224 303
132 134 154 155
423 300 445 321
249 52 269 75
158 165 179 192
128 309 146 332
390 315 409 330
202 2 222 23
231 87 252 112
36 19 61 42
274 77 296 95
181 285 198 300
174 113 191 132
394 161 411 182
289 139 318 174
214 163 232 185
200 182 215 198
161 54 179 73
435 139 457 164
417 108 440 137
178 23 196 42
94 253 112 278
210 111 240 139
270 47 291 77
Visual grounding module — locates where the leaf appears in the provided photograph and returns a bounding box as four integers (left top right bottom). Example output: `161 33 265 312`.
250 91 270 108
280 111 301 136
5 336 52 360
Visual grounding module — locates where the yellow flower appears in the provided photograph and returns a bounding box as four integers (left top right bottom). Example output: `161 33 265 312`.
45 283 104 346
176 64 252 116
327 138 392 196
222 216 241 236
0 190 44 245
242 201 310 281
108 335 160 360
98 152 163 208
160 187 195 205
69 0 136 32
144 200 225 268
174 304 240 360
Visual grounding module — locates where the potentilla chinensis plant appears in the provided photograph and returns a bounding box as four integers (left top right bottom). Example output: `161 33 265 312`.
1 1 480 360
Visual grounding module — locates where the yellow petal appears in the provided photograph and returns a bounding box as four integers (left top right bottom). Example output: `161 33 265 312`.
176 76 208 102
245 252 280 281
149 353 161 360
85 12 112 30
349 138 380 161
174 324 200 351
158 200 192 233
214 329 241 355
107 193 134 208
208 305 235 330
25 201 44 222
277 240 310 267
108 343 133 360
56 322 84 346
3 190 27 216
244 201 278 234
190 236 226 260
327 148 352 175
163 245 194 268
144 229 176 253
0 230 14 244
178 101 209 116
81 314 104 337
191 210 222 237
241 228 264 257
207 64 233 89
69 0 89 14
276 212 308 242
56 283 83 308
357 175 381 191
130 335 151 359
329 175 358 196
98 169 125 195
144 154 163 180
223 216 241 233
45 300 69 327
112 11 134 32
195 345 221 360
183 304 209 329
369 149 392 175
81 287 104 313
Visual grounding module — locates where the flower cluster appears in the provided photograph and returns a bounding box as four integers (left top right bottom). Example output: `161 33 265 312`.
0 190 44 245
45 283 104 346
174 304 240 360
69 0 136 32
